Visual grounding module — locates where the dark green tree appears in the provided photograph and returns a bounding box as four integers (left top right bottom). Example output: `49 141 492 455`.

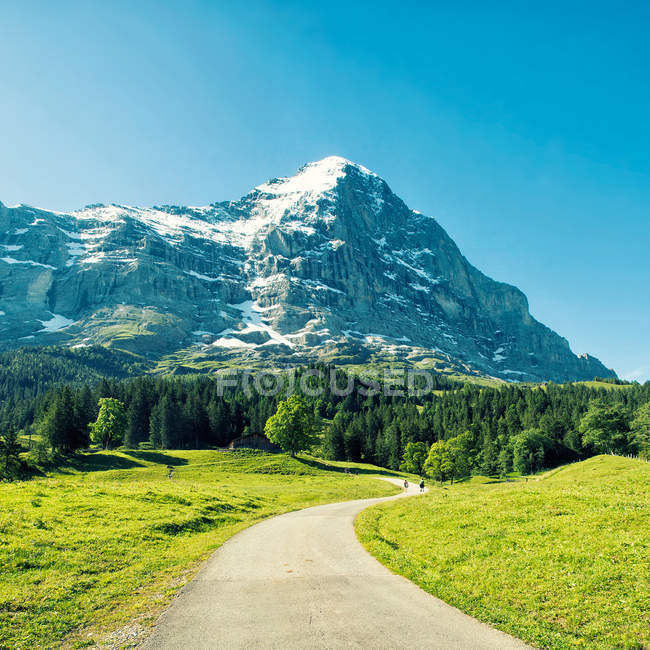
126 385 150 448
325 412 346 460
72 385 94 450
149 396 179 449
497 443 513 477
630 403 650 459
149 401 163 448
0 427 22 479
41 386 78 454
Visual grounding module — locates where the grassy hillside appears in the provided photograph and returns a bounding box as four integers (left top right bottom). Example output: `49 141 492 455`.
0 450 399 648
356 456 649 649
571 380 637 391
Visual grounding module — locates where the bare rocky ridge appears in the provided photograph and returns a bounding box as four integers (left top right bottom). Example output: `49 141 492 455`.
0 156 614 381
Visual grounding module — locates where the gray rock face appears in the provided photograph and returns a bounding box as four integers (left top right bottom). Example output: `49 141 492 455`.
0 157 615 381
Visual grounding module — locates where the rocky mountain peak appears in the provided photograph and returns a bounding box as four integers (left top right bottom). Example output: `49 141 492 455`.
240 156 386 232
0 159 616 382
256 156 377 195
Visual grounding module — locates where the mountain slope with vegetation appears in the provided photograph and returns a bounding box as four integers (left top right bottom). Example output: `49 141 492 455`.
0 345 148 402
356 455 650 649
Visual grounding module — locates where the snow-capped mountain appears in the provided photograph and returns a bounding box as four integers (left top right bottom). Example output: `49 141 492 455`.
0 156 614 381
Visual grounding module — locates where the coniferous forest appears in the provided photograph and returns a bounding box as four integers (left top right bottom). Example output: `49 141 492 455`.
0 346 648 480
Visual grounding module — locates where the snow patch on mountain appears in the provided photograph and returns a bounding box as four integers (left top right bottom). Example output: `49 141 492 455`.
1 256 56 270
38 313 75 332
185 270 221 282
493 346 507 361
222 300 294 348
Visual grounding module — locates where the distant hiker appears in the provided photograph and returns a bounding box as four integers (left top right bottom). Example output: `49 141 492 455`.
419 479 425 493
403 479 409 490
167 466 174 480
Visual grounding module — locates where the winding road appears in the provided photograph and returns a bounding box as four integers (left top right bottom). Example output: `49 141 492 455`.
141 478 529 649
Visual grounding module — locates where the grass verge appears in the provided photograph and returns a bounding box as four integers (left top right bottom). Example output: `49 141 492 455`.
356 455 649 649
0 449 399 648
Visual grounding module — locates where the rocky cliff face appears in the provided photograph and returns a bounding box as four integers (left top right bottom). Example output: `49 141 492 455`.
0 157 615 382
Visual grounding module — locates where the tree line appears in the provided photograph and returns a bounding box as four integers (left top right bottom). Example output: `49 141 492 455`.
0 345 148 403
1 363 648 480
324 381 650 477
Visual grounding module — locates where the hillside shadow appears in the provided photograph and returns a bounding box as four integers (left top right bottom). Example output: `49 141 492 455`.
122 450 189 466
55 452 145 473
296 456 401 478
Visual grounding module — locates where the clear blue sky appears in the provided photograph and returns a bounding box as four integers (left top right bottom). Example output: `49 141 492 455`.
1 1 648 380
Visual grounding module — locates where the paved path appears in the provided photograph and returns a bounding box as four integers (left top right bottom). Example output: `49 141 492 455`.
141 478 530 649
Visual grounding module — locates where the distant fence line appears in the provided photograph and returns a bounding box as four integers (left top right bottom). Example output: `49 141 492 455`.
609 451 649 462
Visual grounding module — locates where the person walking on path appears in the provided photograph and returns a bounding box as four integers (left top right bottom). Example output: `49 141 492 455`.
419 478 425 493
403 479 409 490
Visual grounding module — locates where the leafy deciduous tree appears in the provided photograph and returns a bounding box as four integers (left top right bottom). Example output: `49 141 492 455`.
424 440 453 484
512 428 549 474
265 395 320 456
399 441 428 476
447 431 472 483
579 402 631 455
90 398 127 450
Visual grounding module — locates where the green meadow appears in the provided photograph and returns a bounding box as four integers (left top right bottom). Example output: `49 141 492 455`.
0 450 399 648
356 455 650 649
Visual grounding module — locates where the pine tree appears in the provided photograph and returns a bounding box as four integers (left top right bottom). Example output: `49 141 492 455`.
158 396 178 449
343 419 363 462
184 393 210 448
149 401 163 448
41 387 77 454
0 427 22 479
630 403 650 459
73 385 94 450
497 441 513 477
207 400 230 447
126 385 150 448
325 412 346 460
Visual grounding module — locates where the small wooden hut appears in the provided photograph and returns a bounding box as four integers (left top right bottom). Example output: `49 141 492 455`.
228 433 281 452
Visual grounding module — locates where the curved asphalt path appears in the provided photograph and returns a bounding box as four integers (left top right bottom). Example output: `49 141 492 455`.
141 478 530 649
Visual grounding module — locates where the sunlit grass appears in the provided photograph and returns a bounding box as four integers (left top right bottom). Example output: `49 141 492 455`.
0 449 398 648
356 455 649 649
